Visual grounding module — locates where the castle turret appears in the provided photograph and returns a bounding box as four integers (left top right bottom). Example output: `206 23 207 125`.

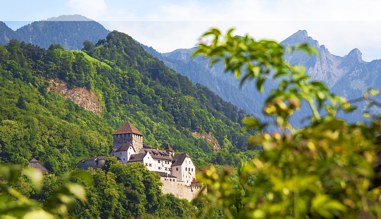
113 122 144 153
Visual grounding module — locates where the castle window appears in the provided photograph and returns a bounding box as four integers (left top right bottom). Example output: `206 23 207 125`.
149 164 152 167
185 167 187 171
158 160 160 163
158 167 161 170
176 167 178 171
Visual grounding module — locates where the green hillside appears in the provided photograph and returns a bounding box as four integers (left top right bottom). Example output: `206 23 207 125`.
0 31 252 174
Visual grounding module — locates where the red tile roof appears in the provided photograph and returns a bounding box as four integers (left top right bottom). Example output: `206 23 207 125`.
113 122 142 135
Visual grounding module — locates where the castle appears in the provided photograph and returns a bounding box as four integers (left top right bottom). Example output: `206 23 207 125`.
78 122 202 201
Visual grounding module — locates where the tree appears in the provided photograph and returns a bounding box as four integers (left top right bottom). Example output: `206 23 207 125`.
82 40 94 52
109 162 162 217
194 28 381 218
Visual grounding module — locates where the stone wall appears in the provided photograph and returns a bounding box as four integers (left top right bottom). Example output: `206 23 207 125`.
160 178 202 201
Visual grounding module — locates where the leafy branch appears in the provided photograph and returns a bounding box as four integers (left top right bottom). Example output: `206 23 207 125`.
194 28 381 219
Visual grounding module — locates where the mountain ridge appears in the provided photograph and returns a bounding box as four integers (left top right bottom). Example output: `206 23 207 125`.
0 16 379 124
144 30 381 124
0 15 109 50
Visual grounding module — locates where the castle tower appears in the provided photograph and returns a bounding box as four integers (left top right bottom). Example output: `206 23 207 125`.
113 122 144 153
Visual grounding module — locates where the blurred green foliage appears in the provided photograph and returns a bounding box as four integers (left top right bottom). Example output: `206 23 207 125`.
194 28 381 218
0 165 88 219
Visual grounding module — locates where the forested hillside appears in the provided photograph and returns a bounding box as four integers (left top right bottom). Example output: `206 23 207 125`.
0 31 252 175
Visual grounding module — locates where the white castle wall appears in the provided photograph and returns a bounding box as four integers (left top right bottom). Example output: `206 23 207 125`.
160 177 202 201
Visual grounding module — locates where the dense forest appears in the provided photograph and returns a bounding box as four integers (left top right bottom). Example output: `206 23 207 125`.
0 31 257 217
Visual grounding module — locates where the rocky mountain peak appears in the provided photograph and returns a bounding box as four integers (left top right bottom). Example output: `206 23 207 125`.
293 30 308 38
282 30 320 48
344 48 363 63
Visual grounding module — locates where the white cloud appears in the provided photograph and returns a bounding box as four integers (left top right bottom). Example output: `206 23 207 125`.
68 0 107 19
77 0 381 61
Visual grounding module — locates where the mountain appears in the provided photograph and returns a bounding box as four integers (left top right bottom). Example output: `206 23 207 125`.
0 21 17 44
0 15 109 50
282 30 346 87
143 45 265 117
0 31 251 175
1 15 379 123
144 30 381 124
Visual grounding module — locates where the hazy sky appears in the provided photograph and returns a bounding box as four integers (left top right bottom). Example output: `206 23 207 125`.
1 0 381 61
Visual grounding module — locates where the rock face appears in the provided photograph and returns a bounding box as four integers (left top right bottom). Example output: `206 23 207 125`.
48 79 102 115
282 30 346 87
143 30 381 124
191 131 220 151
0 15 109 50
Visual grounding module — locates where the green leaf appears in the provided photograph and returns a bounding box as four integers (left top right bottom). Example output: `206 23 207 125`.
295 43 319 56
256 77 265 93
242 117 259 129
369 88 380 96
292 65 306 75
234 69 241 79
23 168 43 190
23 209 54 219
69 170 93 186
0 165 22 183
202 28 221 37
66 183 86 202
226 28 235 39
251 66 260 77
312 194 346 218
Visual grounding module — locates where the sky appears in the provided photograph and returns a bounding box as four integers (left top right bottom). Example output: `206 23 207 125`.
1 0 381 61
